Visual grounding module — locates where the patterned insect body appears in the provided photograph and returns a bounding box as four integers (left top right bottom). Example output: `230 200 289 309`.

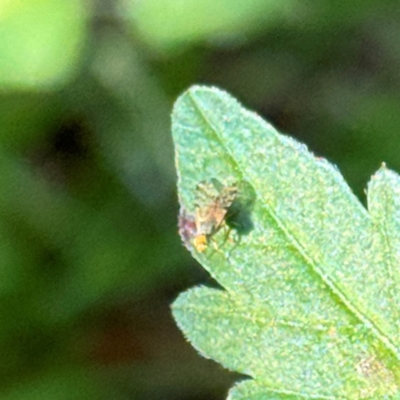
193 180 238 252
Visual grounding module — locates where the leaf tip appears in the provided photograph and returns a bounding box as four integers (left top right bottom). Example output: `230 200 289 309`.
367 162 400 200
372 162 397 181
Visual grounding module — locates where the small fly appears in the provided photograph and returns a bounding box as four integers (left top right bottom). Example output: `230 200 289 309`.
193 179 238 252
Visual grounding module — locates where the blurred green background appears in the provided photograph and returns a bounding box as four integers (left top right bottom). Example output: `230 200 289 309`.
1 0 400 398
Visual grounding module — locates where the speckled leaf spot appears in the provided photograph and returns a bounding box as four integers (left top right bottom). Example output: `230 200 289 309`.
171 85 400 399
193 179 238 252
178 207 197 251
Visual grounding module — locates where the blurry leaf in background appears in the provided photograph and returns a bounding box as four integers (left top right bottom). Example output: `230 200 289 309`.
0 0 87 89
2 368 104 400
89 29 175 207
123 0 300 50
0 93 62 147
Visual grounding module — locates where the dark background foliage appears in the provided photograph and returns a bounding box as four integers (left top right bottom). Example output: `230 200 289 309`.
1 1 400 398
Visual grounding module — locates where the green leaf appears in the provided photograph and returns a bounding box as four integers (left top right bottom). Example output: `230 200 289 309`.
171 86 400 399
0 0 86 89
125 0 299 51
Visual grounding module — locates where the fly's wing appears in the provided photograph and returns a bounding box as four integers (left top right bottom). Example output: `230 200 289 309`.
195 180 220 208
195 179 238 208
194 181 219 237
218 185 238 209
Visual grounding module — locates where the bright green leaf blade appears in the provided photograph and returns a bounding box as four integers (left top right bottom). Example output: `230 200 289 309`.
172 86 400 398
0 0 86 89
125 0 298 50
367 165 400 324
173 287 398 398
228 379 326 400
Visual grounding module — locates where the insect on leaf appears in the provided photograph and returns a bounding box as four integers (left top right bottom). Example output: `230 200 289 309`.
192 179 239 252
171 85 400 399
